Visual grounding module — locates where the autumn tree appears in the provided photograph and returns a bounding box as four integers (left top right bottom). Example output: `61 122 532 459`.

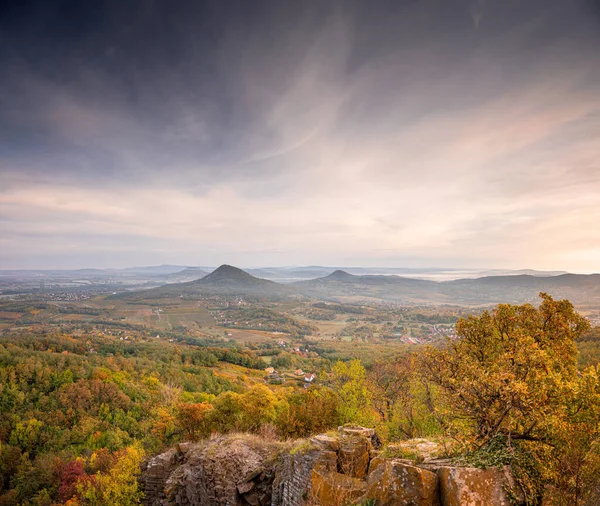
236 384 279 432
276 387 340 437
175 402 214 441
369 356 440 439
420 293 590 443
420 294 600 504
76 445 144 506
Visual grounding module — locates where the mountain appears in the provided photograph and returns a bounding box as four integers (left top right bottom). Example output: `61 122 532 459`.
115 265 190 275
323 270 357 281
293 270 438 302
114 265 294 300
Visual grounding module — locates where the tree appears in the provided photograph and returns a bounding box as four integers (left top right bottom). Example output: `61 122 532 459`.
209 392 243 433
237 384 278 432
331 359 377 427
369 358 412 423
276 387 340 437
420 294 600 504
369 356 439 439
175 402 214 441
76 445 144 506
420 293 590 444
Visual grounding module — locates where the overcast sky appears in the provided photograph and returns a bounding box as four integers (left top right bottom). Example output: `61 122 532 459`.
1 0 599 271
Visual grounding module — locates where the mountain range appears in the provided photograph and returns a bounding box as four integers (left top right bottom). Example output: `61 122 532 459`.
112 264 600 307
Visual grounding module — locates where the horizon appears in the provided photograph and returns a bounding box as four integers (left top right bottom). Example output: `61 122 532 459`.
1 262 598 277
1 0 600 271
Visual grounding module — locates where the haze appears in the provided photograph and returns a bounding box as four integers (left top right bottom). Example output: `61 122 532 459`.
1 0 599 271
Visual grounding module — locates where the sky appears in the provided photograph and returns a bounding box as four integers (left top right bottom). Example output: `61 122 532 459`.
1 0 600 271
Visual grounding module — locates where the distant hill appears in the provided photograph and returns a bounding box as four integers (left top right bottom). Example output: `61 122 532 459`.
442 273 600 305
322 270 357 281
161 267 208 282
293 270 438 302
113 265 294 300
293 271 600 306
116 265 190 275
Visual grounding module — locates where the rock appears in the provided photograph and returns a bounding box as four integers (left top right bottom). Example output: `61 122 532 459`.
339 425 381 449
338 435 371 479
364 458 440 506
142 448 182 506
242 490 260 506
272 445 338 506
238 481 255 494
141 427 523 506
338 426 376 438
437 465 522 506
311 434 340 453
311 469 367 506
148 434 282 506
387 438 445 462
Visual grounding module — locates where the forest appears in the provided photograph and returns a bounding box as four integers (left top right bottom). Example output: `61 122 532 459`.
0 294 599 505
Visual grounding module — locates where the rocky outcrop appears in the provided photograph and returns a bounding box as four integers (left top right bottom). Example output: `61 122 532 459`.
143 447 182 506
141 427 523 506
142 435 284 506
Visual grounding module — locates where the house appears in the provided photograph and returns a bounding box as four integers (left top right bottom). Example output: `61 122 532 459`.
304 373 316 383
294 368 304 376
265 367 276 374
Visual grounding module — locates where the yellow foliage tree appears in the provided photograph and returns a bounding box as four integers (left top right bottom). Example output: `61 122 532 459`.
76 445 144 506
420 293 590 443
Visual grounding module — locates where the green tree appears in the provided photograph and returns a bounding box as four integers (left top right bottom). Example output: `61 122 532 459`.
332 359 377 427
237 384 278 432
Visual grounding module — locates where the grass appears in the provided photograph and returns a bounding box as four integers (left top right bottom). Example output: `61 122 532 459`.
289 439 317 455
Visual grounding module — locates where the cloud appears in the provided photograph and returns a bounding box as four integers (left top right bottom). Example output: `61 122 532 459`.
1 0 599 270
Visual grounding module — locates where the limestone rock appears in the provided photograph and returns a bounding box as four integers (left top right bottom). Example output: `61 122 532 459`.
364 458 440 506
339 425 381 449
311 434 340 453
338 426 376 438
387 438 445 462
